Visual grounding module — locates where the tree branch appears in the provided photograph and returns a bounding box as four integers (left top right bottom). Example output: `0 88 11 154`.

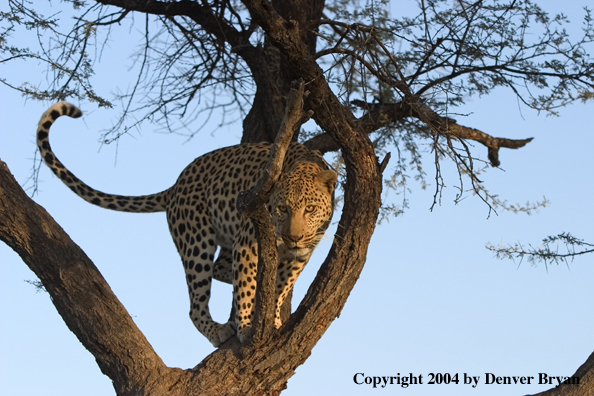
306 99 533 167
94 0 251 51
236 80 312 343
487 233 594 269
240 0 385 355
0 159 180 394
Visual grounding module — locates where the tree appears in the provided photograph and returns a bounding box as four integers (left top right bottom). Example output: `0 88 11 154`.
1 0 594 395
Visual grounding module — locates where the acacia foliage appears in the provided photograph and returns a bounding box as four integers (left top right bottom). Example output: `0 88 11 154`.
2 0 593 213
4 1 593 115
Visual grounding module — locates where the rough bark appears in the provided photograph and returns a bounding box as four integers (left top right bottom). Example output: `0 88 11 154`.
242 0 324 143
0 159 184 395
527 351 594 396
241 42 286 144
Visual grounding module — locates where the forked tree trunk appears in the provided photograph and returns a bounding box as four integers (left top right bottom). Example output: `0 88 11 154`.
0 79 384 395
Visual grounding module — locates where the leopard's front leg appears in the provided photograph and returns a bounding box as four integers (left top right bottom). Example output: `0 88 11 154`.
168 208 235 347
232 220 259 343
274 254 310 328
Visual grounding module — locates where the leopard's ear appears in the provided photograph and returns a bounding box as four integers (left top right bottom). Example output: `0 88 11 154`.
314 169 337 195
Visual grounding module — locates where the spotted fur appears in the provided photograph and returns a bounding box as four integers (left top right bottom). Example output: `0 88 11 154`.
37 102 337 347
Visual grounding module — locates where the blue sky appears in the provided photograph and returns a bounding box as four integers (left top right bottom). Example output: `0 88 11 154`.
1 1 593 395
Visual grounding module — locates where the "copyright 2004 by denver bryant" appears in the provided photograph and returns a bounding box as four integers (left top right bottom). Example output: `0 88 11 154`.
353 372 580 389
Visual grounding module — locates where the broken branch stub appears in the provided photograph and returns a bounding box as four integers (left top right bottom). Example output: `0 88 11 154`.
346 99 533 167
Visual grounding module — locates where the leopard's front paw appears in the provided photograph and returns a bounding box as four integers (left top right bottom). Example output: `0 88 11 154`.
274 316 282 329
207 322 236 348
217 322 236 346
237 326 252 343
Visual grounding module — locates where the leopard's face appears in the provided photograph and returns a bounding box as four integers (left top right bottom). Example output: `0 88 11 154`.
271 164 337 257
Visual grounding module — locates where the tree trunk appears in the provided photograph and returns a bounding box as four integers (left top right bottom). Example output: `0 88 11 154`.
0 71 383 394
241 41 286 144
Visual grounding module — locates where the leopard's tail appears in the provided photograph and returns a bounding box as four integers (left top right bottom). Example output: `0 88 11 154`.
37 102 168 213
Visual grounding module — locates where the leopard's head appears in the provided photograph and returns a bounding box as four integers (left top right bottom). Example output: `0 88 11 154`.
271 163 337 257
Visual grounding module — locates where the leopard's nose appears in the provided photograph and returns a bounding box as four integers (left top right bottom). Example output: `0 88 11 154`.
284 234 304 243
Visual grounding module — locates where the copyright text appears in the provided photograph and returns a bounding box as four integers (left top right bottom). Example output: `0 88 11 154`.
353 372 580 389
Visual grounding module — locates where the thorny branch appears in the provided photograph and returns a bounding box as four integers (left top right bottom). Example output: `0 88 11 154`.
487 232 594 270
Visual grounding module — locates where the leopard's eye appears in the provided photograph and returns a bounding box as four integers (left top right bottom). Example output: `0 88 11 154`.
305 205 316 213
277 205 289 213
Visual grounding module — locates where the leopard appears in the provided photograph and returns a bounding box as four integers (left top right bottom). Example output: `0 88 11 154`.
36 102 337 347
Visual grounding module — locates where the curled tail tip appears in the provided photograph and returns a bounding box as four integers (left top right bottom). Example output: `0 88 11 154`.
48 102 83 119
41 102 83 125
37 102 82 147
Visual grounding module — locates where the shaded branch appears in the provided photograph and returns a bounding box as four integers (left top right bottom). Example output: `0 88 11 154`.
408 100 533 167
236 80 312 342
307 99 532 167
94 0 251 50
0 159 175 394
